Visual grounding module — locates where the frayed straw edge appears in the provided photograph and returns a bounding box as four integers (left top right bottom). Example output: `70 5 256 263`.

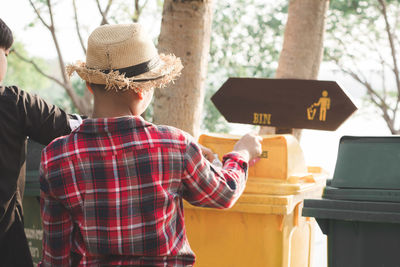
65 54 183 93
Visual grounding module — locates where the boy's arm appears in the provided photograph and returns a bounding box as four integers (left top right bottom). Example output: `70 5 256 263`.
16 86 71 145
39 155 73 266
182 141 248 209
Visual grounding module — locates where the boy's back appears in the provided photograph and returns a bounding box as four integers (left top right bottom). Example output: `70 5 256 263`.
41 116 248 266
40 23 262 266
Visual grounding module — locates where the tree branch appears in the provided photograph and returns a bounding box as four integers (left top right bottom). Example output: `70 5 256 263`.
13 48 87 114
366 32 392 70
132 0 149 22
134 0 140 22
104 0 113 16
27 0 88 114
393 97 399 124
335 37 399 133
47 0 55 30
140 0 150 14
371 90 395 132
45 0 68 84
378 0 400 99
345 69 386 105
393 3 400 48
29 0 51 30
367 90 396 133
11 48 65 87
380 59 387 103
96 0 113 25
73 0 87 54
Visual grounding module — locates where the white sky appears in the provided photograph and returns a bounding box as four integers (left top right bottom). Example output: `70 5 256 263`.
2 0 87 61
0 0 392 175
1 0 161 61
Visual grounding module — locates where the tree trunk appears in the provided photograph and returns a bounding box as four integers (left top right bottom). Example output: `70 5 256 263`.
260 0 329 138
153 0 214 139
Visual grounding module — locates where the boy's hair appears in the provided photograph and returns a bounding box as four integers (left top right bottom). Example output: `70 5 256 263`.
90 83 131 93
0 19 13 50
89 83 107 91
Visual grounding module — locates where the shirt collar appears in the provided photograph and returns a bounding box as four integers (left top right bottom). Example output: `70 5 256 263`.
75 116 152 134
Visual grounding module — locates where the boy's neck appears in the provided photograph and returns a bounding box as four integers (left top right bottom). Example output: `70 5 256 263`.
90 87 147 119
92 109 134 119
92 98 140 118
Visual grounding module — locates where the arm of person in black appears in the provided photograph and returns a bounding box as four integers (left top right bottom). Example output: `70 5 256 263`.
15 86 72 145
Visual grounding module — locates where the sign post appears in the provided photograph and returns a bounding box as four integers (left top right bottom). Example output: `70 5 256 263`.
211 78 357 131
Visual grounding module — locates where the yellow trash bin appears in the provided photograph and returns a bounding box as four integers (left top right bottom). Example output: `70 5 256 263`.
184 134 327 267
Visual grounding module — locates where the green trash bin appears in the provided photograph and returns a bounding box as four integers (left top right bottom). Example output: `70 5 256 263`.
331 136 400 190
303 136 400 267
23 139 45 265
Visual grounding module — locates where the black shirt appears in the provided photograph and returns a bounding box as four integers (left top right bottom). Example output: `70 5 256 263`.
0 86 71 237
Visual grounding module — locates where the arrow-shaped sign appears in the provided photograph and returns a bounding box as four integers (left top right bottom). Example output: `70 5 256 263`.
211 78 357 131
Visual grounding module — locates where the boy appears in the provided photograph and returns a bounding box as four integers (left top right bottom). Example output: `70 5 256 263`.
40 23 262 266
0 18 77 266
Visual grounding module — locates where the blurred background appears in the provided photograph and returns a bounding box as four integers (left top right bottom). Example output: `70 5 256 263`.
1 1 399 265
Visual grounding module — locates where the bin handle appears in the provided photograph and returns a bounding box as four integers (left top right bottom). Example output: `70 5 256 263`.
288 174 316 184
278 215 284 231
293 202 302 227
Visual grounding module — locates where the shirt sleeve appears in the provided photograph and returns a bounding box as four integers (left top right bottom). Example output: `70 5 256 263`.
16 86 71 145
39 152 73 267
182 140 248 209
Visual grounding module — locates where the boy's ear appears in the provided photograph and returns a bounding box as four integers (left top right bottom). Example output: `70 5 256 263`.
137 91 144 100
86 82 93 94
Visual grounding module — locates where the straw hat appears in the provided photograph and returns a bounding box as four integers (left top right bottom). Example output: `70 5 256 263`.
66 23 183 93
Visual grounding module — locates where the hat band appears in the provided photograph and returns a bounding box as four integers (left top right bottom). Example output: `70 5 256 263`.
100 56 160 78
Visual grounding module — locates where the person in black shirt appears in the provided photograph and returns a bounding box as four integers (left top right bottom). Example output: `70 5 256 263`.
0 18 76 266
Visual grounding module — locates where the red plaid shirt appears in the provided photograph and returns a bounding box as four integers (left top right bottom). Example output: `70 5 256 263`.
39 116 248 266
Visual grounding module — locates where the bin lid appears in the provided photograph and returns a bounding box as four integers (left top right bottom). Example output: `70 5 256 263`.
231 177 326 215
198 133 307 181
187 134 329 215
323 185 400 203
185 178 326 215
332 136 400 190
185 166 328 215
302 198 400 224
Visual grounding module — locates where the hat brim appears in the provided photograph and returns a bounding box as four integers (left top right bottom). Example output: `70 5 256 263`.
66 54 183 93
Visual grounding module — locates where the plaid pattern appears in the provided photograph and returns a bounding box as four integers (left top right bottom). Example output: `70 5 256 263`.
39 116 248 266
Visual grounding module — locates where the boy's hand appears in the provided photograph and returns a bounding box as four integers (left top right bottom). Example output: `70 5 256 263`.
233 133 263 162
199 144 216 162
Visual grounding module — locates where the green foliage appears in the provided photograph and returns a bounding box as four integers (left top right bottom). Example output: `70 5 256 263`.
143 97 154 123
4 42 50 92
4 42 71 111
202 88 230 133
325 0 400 132
72 78 86 97
156 0 164 8
54 78 84 114
329 0 372 15
330 0 400 16
202 0 286 133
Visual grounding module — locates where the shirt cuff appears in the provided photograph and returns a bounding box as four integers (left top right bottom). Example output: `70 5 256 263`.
222 152 248 173
68 114 84 131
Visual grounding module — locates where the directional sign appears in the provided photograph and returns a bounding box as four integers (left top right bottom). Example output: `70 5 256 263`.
211 78 357 131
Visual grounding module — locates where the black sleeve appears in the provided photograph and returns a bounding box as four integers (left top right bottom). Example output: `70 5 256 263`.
15 86 71 145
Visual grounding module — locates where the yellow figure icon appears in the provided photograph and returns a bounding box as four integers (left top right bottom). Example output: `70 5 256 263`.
307 90 331 121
